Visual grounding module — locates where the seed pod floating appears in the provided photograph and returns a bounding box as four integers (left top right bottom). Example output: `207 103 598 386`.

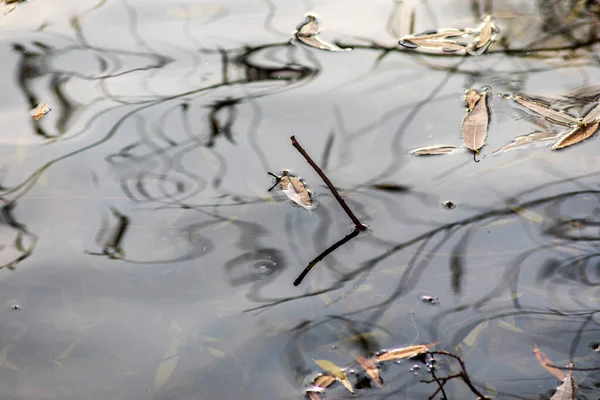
551 121 599 150
461 87 491 161
268 170 316 210
293 14 352 52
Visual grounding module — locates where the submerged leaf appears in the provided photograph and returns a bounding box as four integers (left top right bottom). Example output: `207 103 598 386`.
293 14 351 52
313 359 354 393
153 322 181 393
551 121 599 150
582 102 600 125
508 204 544 223
492 130 559 155
376 344 433 362
550 367 576 400
354 355 382 387
462 91 490 152
410 145 458 156
533 344 565 381
510 95 580 127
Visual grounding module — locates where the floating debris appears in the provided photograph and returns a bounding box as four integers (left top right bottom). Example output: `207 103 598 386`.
492 130 560 155
462 87 491 161
376 344 434 362
353 355 382 387
442 200 456 210
552 121 599 150
293 14 352 52
399 15 498 55
268 170 316 210
313 359 354 393
419 295 439 305
410 145 458 156
506 94 581 127
30 104 51 120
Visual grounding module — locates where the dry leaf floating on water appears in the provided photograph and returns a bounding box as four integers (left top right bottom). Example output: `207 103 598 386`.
551 121 599 150
410 145 458 156
492 130 560 155
508 95 581 127
0 2 15 18
466 15 500 55
376 343 433 362
353 355 382 387
462 88 491 159
293 14 351 52
30 104 51 120
268 170 316 210
465 89 481 111
582 102 600 125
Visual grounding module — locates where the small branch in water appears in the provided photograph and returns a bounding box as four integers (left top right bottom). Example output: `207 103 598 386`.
293 228 360 286
290 135 367 231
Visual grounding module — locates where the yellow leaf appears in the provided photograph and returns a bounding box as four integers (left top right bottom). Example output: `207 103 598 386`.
313 359 354 393
152 322 181 393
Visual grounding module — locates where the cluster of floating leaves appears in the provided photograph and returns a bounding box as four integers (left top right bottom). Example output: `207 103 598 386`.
305 344 434 399
411 88 600 160
268 169 316 211
292 14 352 52
399 15 499 55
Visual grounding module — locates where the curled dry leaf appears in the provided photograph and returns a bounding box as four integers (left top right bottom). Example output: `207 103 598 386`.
279 174 315 210
465 89 481 111
552 121 599 150
312 374 336 389
376 343 434 362
492 130 560 155
466 15 499 55
533 344 565 381
400 29 467 52
293 14 351 52
582 102 600 125
410 145 458 156
313 359 354 393
353 355 382 387
30 104 51 120
550 367 576 400
509 95 580 127
462 89 490 153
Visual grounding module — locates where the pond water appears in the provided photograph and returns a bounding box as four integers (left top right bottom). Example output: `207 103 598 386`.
0 0 599 399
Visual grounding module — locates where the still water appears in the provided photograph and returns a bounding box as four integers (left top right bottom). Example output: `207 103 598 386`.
0 0 599 399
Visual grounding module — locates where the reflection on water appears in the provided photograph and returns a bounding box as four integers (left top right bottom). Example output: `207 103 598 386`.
0 0 599 399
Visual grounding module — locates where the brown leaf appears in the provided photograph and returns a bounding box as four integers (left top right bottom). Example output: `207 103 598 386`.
307 391 322 400
492 130 560 155
462 91 490 152
410 145 458 156
354 355 382 387
465 90 481 111
296 14 320 36
582 102 600 125
294 14 351 52
312 374 336 389
467 15 499 54
551 121 599 150
376 344 433 362
30 104 51 120
533 344 566 381
399 29 467 52
550 367 576 400
279 174 314 209
511 95 580 127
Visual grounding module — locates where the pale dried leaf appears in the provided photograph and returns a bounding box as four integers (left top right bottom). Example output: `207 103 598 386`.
582 103 600 125
313 359 354 393
153 323 181 393
0 3 15 18
508 204 544 223
462 92 490 151
511 95 580 127
467 15 499 54
400 37 466 52
294 14 351 52
312 374 336 389
465 90 481 111
296 14 320 36
30 104 51 120
410 145 458 156
280 175 314 210
551 122 599 150
294 35 351 52
354 355 382 387
550 368 576 400
492 130 559 155
533 344 566 381
376 344 432 362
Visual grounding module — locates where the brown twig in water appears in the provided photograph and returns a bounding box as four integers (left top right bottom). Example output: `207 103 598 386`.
423 351 491 400
290 136 367 230
293 228 360 286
